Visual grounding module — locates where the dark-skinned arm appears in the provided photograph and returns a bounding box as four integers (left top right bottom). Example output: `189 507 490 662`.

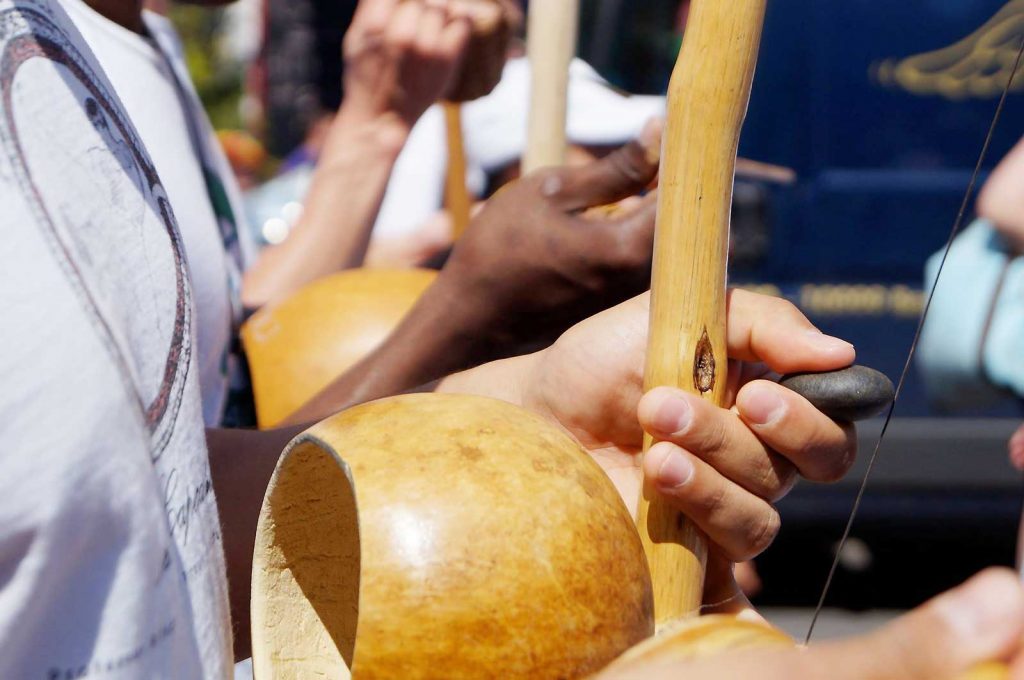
283 124 663 425
206 425 304 662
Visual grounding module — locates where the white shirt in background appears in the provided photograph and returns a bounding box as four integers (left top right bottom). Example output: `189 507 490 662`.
0 1 231 677
247 56 665 250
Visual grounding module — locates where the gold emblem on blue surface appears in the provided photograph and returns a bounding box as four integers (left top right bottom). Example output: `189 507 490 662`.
875 0 1024 100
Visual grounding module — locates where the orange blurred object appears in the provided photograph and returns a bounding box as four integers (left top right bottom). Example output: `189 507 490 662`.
241 268 438 428
216 129 267 188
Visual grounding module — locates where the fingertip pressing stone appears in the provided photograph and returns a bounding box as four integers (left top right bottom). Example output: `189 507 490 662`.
780 365 895 422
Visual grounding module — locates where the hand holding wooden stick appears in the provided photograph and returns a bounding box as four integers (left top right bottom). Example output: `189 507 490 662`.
636 0 770 623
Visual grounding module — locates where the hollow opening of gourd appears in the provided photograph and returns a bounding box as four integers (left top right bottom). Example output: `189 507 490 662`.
252 393 657 679
257 437 361 677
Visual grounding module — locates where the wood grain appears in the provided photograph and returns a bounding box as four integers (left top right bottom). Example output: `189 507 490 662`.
522 0 580 173
443 102 472 239
635 0 768 625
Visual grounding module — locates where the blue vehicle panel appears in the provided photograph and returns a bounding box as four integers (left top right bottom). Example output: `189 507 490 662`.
731 0 1024 416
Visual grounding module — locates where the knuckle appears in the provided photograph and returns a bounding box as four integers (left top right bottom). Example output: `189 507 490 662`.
767 296 802 320
806 455 842 483
696 479 729 520
758 456 797 502
607 142 650 185
747 507 781 558
432 43 460 62
598 238 637 274
344 29 375 56
610 229 653 271
527 168 567 198
360 17 389 38
696 416 730 460
807 429 857 483
390 32 416 51
664 401 726 454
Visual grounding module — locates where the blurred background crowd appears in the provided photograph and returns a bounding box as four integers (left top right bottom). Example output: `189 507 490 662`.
150 0 684 264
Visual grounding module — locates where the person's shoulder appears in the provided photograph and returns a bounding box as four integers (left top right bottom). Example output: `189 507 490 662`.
0 0 63 22
0 0 88 44
142 10 186 62
0 1 115 104
0 0 149 193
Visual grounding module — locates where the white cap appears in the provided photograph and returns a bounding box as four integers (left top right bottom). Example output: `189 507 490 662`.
462 56 666 171
369 56 664 239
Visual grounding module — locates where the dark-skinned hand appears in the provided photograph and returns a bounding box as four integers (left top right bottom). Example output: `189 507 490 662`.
282 121 663 423
437 119 663 356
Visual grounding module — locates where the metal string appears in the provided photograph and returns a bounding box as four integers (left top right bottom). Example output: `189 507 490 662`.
804 37 1024 644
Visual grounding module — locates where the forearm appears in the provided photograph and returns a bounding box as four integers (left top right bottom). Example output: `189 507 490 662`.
206 424 306 661
978 136 1024 253
241 108 410 310
435 351 535 405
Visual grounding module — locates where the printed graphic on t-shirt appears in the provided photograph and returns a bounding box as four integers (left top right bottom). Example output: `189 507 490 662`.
0 4 231 677
0 4 191 457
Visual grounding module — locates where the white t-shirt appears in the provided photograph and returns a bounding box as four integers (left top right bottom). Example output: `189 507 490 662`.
64 0 256 428
0 1 232 677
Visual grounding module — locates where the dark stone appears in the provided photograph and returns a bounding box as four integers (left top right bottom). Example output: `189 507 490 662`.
780 365 895 422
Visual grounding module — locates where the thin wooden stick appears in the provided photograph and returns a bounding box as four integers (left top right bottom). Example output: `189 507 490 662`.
736 157 797 185
522 0 579 173
636 0 767 626
443 102 472 239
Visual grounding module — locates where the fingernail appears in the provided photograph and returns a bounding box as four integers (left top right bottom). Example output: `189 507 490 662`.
934 570 1023 644
654 446 695 489
651 391 693 434
804 329 855 354
735 609 766 624
1011 446 1024 472
540 174 562 197
742 386 785 425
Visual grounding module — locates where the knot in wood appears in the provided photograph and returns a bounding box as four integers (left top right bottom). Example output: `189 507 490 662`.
693 328 716 394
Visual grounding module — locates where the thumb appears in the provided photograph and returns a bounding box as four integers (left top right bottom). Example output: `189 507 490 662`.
596 570 1024 680
804 568 1024 680
538 117 662 213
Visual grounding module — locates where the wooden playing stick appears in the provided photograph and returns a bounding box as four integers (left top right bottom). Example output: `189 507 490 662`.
522 0 580 173
635 0 768 626
443 102 472 239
